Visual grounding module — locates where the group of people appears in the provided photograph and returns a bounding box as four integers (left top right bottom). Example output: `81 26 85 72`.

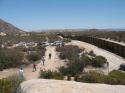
18 53 52 78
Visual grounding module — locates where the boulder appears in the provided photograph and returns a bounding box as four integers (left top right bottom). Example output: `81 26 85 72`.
18 79 125 93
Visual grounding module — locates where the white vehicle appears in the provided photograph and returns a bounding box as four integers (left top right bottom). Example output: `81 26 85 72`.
53 41 63 46
49 43 54 46
42 42 49 47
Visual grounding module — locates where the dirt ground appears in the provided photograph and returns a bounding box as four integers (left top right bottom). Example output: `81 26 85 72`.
67 40 125 74
0 46 65 80
1 40 125 79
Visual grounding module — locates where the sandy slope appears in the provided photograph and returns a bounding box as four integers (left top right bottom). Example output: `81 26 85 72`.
18 79 125 93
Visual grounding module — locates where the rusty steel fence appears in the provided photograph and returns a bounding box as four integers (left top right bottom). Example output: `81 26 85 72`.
62 35 125 58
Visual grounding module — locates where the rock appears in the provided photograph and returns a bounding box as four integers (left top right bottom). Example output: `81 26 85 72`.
18 79 125 93
70 77 75 81
63 76 68 80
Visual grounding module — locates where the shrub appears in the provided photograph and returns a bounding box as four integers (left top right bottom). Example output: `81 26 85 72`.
77 71 105 83
51 72 64 80
0 74 24 93
76 70 125 85
59 66 69 76
39 70 53 79
88 50 96 57
92 56 107 67
15 46 27 52
57 45 85 76
36 46 46 56
27 52 41 62
80 55 92 66
0 49 24 71
56 45 82 60
104 70 125 85
59 53 66 59
39 70 63 80
7 75 25 93
59 60 84 76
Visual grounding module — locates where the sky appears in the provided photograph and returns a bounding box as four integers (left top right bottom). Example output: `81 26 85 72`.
0 0 125 31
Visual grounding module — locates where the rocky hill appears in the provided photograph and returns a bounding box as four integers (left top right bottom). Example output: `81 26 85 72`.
18 79 125 93
0 19 25 35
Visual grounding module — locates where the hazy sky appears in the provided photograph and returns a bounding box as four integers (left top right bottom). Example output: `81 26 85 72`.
0 0 125 31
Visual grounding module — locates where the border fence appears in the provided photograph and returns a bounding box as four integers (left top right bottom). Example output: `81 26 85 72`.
61 34 125 58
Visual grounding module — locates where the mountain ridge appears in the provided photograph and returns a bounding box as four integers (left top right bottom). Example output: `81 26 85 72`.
0 19 25 35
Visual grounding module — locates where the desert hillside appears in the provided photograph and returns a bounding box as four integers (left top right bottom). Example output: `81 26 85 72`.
0 19 25 35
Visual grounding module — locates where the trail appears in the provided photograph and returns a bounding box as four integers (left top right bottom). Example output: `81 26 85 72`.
1 40 125 79
43 46 65 71
24 46 65 80
0 46 65 80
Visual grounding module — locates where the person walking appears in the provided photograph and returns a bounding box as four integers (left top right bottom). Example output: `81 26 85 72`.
19 67 24 79
49 53 51 59
41 56 45 65
32 63 37 72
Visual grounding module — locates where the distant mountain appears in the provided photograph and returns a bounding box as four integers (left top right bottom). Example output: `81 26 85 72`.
31 28 125 33
31 29 87 32
0 19 25 35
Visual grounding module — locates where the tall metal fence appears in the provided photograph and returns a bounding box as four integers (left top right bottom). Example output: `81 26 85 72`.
62 35 125 58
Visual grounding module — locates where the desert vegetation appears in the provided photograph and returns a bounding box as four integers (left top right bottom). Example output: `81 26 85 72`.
60 29 125 42
0 74 24 93
38 43 125 85
40 45 118 84
0 49 24 71
0 44 46 71
83 30 125 42
0 33 61 44
56 45 107 76
39 70 63 80
39 67 125 85
77 70 125 85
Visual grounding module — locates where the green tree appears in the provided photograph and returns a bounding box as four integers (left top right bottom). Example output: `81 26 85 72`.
92 56 107 67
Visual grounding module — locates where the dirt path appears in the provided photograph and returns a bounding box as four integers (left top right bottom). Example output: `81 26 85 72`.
67 40 125 74
43 46 66 71
25 46 65 80
1 40 125 79
0 63 40 80
0 46 65 80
